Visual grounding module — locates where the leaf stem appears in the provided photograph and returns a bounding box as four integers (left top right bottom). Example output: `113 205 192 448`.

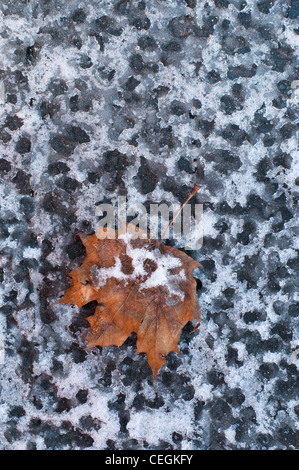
157 184 200 246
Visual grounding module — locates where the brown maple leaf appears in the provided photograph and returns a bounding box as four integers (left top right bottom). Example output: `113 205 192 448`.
57 188 201 380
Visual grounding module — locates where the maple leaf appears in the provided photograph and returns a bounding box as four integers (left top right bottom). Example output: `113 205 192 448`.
57 188 201 380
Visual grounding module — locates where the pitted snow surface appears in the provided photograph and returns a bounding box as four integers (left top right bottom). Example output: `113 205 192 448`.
0 0 298 450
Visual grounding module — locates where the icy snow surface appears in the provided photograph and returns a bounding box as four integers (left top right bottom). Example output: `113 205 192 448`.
0 0 298 450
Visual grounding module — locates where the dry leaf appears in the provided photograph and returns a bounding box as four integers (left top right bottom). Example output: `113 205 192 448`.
57 221 201 380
